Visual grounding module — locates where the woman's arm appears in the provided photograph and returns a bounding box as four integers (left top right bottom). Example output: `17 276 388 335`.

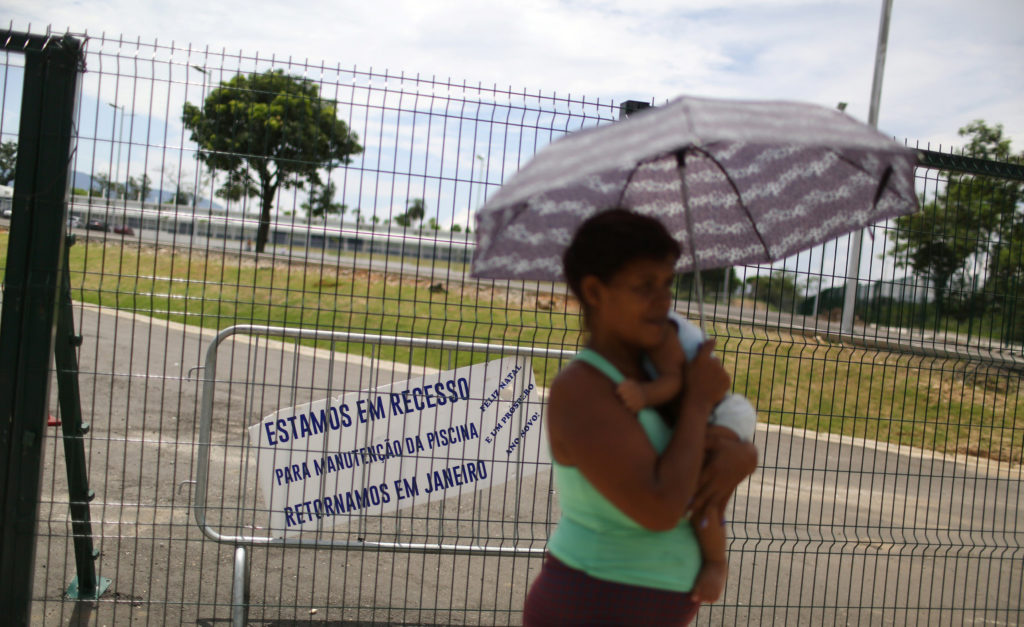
548 340 729 531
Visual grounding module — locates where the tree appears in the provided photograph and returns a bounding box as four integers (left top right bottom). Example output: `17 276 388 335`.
127 174 153 202
167 185 194 206
91 172 122 199
0 141 16 185
300 180 346 221
394 198 425 228
990 220 1024 340
745 271 802 312
182 69 362 252
890 121 1023 316
676 267 741 301
157 164 216 207
406 198 426 227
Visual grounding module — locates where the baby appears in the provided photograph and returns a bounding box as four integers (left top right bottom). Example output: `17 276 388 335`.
616 312 756 604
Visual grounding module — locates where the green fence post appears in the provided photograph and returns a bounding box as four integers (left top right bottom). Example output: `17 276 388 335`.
54 235 110 600
0 33 85 623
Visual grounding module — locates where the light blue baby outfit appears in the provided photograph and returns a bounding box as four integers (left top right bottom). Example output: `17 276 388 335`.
666 312 757 443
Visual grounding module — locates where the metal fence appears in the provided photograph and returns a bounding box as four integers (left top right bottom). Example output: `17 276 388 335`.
1 29 1022 626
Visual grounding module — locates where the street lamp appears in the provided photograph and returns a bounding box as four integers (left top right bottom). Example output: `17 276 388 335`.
190 66 209 215
108 103 141 200
108 103 124 198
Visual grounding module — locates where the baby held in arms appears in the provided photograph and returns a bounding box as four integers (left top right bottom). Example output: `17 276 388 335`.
616 312 757 603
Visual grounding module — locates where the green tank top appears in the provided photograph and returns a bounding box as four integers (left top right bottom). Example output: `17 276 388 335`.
547 348 701 592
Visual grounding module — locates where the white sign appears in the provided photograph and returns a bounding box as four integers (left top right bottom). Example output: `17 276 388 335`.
247 356 547 537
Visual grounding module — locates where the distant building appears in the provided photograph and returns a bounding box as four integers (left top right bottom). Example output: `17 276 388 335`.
798 275 934 316
66 196 474 265
869 275 934 304
0 183 12 216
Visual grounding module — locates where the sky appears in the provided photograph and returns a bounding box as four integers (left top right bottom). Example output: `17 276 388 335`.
3 0 1023 286
7 0 1022 148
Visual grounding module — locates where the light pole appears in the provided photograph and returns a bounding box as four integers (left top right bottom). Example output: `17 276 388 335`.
108 103 125 198
191 66 209 215
475 154 485 202
841 0 894 334
473 154 486 231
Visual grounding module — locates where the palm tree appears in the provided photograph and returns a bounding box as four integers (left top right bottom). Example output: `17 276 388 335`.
301 180 346 223
406 198 426 228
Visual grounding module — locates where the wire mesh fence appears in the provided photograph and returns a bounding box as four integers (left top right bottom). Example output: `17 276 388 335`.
0 29 1021 626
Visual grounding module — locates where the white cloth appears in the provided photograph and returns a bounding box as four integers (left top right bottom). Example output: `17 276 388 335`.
668 311 757 443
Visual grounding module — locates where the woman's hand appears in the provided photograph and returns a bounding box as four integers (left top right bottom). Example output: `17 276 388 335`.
688 431 758 522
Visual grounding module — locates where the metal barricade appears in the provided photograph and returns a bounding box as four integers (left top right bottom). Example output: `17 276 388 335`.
196 325 574 625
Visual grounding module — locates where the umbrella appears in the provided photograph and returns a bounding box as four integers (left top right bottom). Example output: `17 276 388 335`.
471 95 918 284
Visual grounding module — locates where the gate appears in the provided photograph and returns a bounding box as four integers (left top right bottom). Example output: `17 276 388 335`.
0 27 1020 626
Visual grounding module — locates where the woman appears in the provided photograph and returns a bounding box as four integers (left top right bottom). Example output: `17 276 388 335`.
523 209 758 626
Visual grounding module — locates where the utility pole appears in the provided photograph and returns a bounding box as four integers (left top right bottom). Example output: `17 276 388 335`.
841 0 894 334
107 103 124 197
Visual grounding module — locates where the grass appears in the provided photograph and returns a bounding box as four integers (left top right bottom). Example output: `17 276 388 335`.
282 245 471 276
716 325 1023 464
3 230 1022 464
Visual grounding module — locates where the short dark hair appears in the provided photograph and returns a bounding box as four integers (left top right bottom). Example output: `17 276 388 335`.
562 208 681 301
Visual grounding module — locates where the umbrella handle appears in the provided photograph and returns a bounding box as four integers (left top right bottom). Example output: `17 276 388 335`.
675 151 707 337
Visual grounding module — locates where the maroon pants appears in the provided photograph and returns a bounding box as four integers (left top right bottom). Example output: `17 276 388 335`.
522 554 700 627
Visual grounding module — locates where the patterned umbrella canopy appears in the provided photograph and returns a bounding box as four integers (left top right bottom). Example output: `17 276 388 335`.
471 95 918 280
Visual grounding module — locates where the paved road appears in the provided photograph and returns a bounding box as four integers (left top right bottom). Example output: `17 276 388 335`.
28 304 1023 625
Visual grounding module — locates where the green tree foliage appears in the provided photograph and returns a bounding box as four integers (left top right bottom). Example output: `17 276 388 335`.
300 180 346 221
891 121 1023 318
127 174 153 202
406 198 425 226
91 172 110 197
182 70 362 252
0 141 16 185
90 172 123 199
675 267 742 301
745 271 802 312
797 285 846 316
394 198 426 229
168 185 194 206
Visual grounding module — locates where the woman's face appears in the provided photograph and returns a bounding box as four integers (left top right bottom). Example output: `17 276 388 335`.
584 255 676 349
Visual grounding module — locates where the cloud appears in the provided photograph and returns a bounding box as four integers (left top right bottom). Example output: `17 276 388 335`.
7 0 1022 149
5 0 1020 284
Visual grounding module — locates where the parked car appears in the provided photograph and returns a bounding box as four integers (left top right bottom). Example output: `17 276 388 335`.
67 216 82 228
86 219 109 232
113 224 135 236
